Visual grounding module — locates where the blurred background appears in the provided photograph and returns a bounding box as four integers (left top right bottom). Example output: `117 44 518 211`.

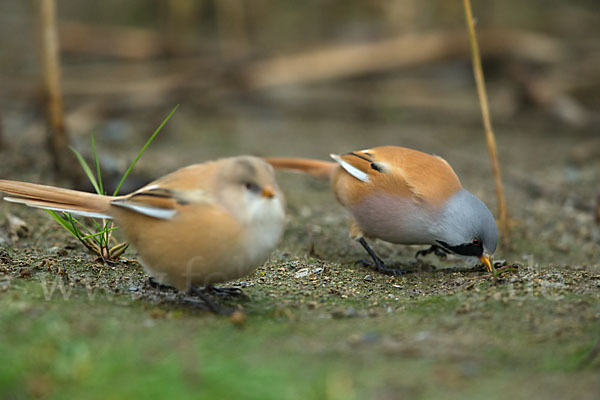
0 0 598 261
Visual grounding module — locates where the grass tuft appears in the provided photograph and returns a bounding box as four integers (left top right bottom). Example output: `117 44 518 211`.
45 105 179 262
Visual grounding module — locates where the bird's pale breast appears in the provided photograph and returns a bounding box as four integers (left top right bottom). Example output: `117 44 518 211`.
350 193 437 244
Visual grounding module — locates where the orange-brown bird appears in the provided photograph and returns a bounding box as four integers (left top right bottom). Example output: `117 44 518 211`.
0 156 286 311
266 146 497 275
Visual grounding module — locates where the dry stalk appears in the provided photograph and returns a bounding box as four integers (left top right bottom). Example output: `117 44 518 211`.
163 0 197 56
463 0 510 247
214 0 248 58
595 188 600 225
36 0 69 174
0 103 4 149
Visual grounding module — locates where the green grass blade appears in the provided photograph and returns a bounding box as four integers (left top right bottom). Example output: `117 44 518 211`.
68 215 97 236
64 213 87 239
113 104 179 196
81 227 117 241
70 146 101 194
91 135 104 195
46 210 79 238
94 220 110 247
90 219 106 246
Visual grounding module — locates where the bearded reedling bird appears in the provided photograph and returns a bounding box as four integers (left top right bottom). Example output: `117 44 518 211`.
266 146 497 275
0 156 286 311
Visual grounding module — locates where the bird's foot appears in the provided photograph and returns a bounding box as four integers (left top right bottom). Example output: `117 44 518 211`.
203 285 248 299
356 258 405 276
186 286 232 315
356 237 405 276
415 245 448 259
147 276 177 291
371 259 406 276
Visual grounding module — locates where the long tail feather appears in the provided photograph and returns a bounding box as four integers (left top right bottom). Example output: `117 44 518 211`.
0 180 113 219
263 157 337 179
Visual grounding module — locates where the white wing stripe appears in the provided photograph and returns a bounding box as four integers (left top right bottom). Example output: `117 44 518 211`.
111 201 177 220
329 154 369 182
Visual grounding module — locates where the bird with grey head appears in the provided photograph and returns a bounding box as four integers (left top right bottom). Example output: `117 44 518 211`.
265 145 498 275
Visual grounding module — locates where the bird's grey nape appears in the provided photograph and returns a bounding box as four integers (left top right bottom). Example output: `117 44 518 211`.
432 189 498 254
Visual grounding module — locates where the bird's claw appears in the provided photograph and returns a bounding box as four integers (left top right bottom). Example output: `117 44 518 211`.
186 286 233 315
147 276 177 291
204 285 248 299
356 258 405 276
415 245 448 259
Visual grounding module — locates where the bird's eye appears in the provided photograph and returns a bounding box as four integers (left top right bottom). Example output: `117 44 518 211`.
472 238 481 246
244 182 261 193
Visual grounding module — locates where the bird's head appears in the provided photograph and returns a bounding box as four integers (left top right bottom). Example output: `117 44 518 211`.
433 189 498 272
217 156 286 225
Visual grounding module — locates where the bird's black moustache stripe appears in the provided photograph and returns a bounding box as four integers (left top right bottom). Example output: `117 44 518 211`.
436 240 483 257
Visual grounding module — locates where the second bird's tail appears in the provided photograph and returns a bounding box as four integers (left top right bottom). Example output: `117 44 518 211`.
264 157 337 179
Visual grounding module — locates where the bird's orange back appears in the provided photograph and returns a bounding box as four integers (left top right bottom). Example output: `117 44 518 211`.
332 146 462 210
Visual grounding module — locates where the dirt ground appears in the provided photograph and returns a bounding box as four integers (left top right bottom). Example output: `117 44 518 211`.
1 68 599 398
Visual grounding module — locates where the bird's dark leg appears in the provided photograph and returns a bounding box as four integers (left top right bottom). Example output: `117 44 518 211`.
186 286 231 315
147 276 177 291
203 284 248 299
357 238 405 276
415 245 449 259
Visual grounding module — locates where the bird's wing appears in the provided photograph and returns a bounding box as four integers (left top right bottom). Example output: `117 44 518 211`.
110 163 220 220
146 162 219 191
111 186 216 220
331 146 462 207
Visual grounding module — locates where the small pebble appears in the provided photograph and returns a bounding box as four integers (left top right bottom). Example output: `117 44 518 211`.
361 332 379 343
19 268 31 278
150 308 165 319
230 311 247 327
294 268 309 278
143 319 155 328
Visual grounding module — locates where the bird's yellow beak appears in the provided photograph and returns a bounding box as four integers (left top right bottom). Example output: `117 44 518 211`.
261 186 276 199
480 254 493 273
